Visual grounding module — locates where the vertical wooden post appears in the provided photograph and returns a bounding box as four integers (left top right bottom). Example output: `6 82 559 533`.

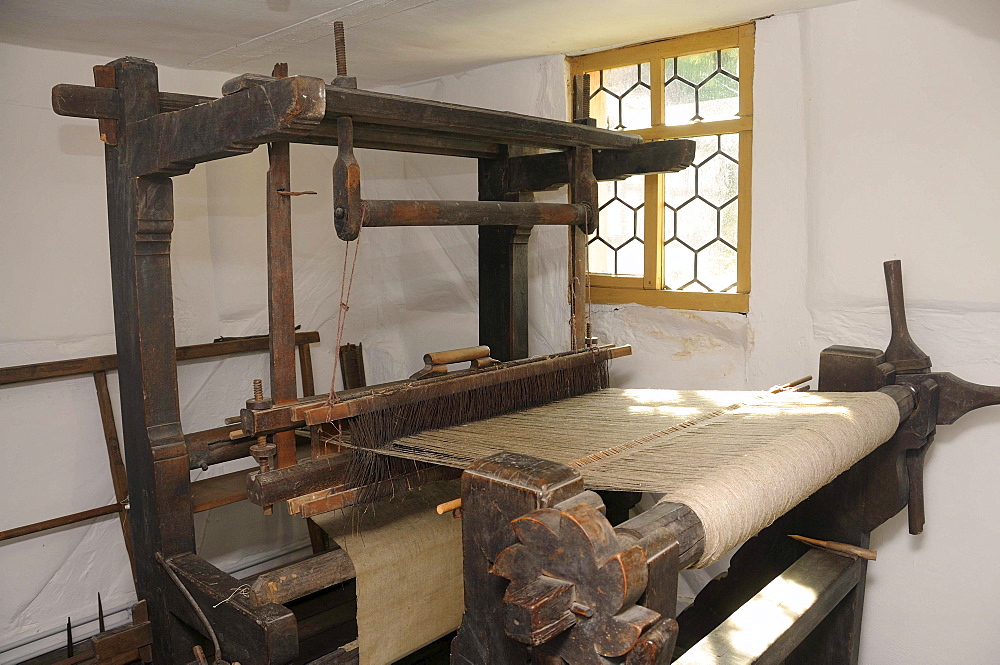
102 57 196 664
569 74 596 350
267 63 299 469
478 151 532 361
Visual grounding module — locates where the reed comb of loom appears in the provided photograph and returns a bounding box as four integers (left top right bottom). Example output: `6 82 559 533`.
331 345 628 500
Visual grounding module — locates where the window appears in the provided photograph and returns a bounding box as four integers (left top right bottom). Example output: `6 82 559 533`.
569 24 754 313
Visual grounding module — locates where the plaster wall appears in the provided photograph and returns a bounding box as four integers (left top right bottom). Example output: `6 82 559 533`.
599 1 1000 662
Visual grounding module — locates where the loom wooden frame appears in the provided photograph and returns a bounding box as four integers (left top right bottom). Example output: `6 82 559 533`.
50 55 695 665
569 24 755 313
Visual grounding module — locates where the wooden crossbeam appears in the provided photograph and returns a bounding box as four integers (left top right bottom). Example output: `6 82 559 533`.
674 549 863 665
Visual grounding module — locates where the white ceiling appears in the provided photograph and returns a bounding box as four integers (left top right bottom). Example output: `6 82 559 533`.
0 0 848 86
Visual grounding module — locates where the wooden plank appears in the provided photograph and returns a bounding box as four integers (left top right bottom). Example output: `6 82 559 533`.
674 550 862 665
191 469 252 513
299 342 317 397
304 641 358 665
322 84 641 150
93 370 135 578
0 332 319 386
338 343 366 390
249 549 356 606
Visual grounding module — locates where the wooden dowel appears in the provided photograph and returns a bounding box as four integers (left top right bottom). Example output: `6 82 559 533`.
0 503 121 542
436 498 462 515
789 534 877 561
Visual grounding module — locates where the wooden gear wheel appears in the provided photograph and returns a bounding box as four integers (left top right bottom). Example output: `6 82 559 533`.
491 494 661 664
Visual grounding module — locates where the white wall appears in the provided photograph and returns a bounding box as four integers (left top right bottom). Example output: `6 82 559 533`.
3 0 1000 661
596 1 1000 662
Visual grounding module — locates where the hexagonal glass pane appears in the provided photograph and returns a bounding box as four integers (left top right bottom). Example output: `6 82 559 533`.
616 174 645 208
693 135 720 166
590 87 620 131
663 240 695 289
621 82 651 130
601 64 641 96
616 239 644 276
597 179 615 207
720 133 739 158
677 51 718 85
721 48 739 76
664 166 695 210
588 239 616 275
697 241 738 291
597 199 636 248
698 72 739 120
675 198 718 250
698 153 738 207
720 200 738 246
664 79 696 125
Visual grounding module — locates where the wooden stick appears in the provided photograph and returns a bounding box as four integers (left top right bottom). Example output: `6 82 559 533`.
789 534 877 561
436 498 463 515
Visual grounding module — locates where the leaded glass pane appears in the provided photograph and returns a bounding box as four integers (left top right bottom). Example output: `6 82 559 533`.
663 48 740 125
589 64 651 131
588 174 645 276
663 134 739 292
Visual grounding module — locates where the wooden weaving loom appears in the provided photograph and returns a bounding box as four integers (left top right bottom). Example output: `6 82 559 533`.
48 26 1000 665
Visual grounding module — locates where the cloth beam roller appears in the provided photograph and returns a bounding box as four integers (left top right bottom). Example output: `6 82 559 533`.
354 388 901 566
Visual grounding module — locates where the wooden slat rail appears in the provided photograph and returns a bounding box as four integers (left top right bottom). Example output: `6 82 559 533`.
0 331 320 386
674 549 863 665
0 332 321 548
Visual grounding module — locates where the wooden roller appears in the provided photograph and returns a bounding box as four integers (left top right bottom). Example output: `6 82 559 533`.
410 345 497 380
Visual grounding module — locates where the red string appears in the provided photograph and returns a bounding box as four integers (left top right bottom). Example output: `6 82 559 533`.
327 233 362 406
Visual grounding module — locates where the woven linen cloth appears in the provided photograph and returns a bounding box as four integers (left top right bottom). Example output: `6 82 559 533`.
312 480 463 665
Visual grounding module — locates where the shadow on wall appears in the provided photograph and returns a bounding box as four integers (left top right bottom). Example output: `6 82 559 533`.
897 0 1000 40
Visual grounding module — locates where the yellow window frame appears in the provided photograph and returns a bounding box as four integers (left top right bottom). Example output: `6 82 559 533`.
569 24 754 313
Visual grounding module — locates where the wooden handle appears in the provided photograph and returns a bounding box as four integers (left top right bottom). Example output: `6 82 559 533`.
411 346 496 380
883 260 930 373
424 346 491 366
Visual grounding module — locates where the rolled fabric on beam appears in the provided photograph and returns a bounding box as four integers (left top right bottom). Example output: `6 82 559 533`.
360 200 590 230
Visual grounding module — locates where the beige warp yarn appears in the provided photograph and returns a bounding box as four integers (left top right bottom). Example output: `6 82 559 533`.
312 480 463 665
377 389 901 566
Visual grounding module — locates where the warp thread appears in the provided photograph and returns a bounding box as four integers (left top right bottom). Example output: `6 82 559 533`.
374 388 901 566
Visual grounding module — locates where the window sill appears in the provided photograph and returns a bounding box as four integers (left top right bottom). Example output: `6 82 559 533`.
589 286 749 313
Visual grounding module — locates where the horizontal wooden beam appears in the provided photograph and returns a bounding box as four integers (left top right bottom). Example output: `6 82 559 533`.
322 84 640 151
164 553 297 665
0 331 319 386
361 200 588 229
507 140 697 193
674 549 862 665
128 75 327 176
250 549 356 606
